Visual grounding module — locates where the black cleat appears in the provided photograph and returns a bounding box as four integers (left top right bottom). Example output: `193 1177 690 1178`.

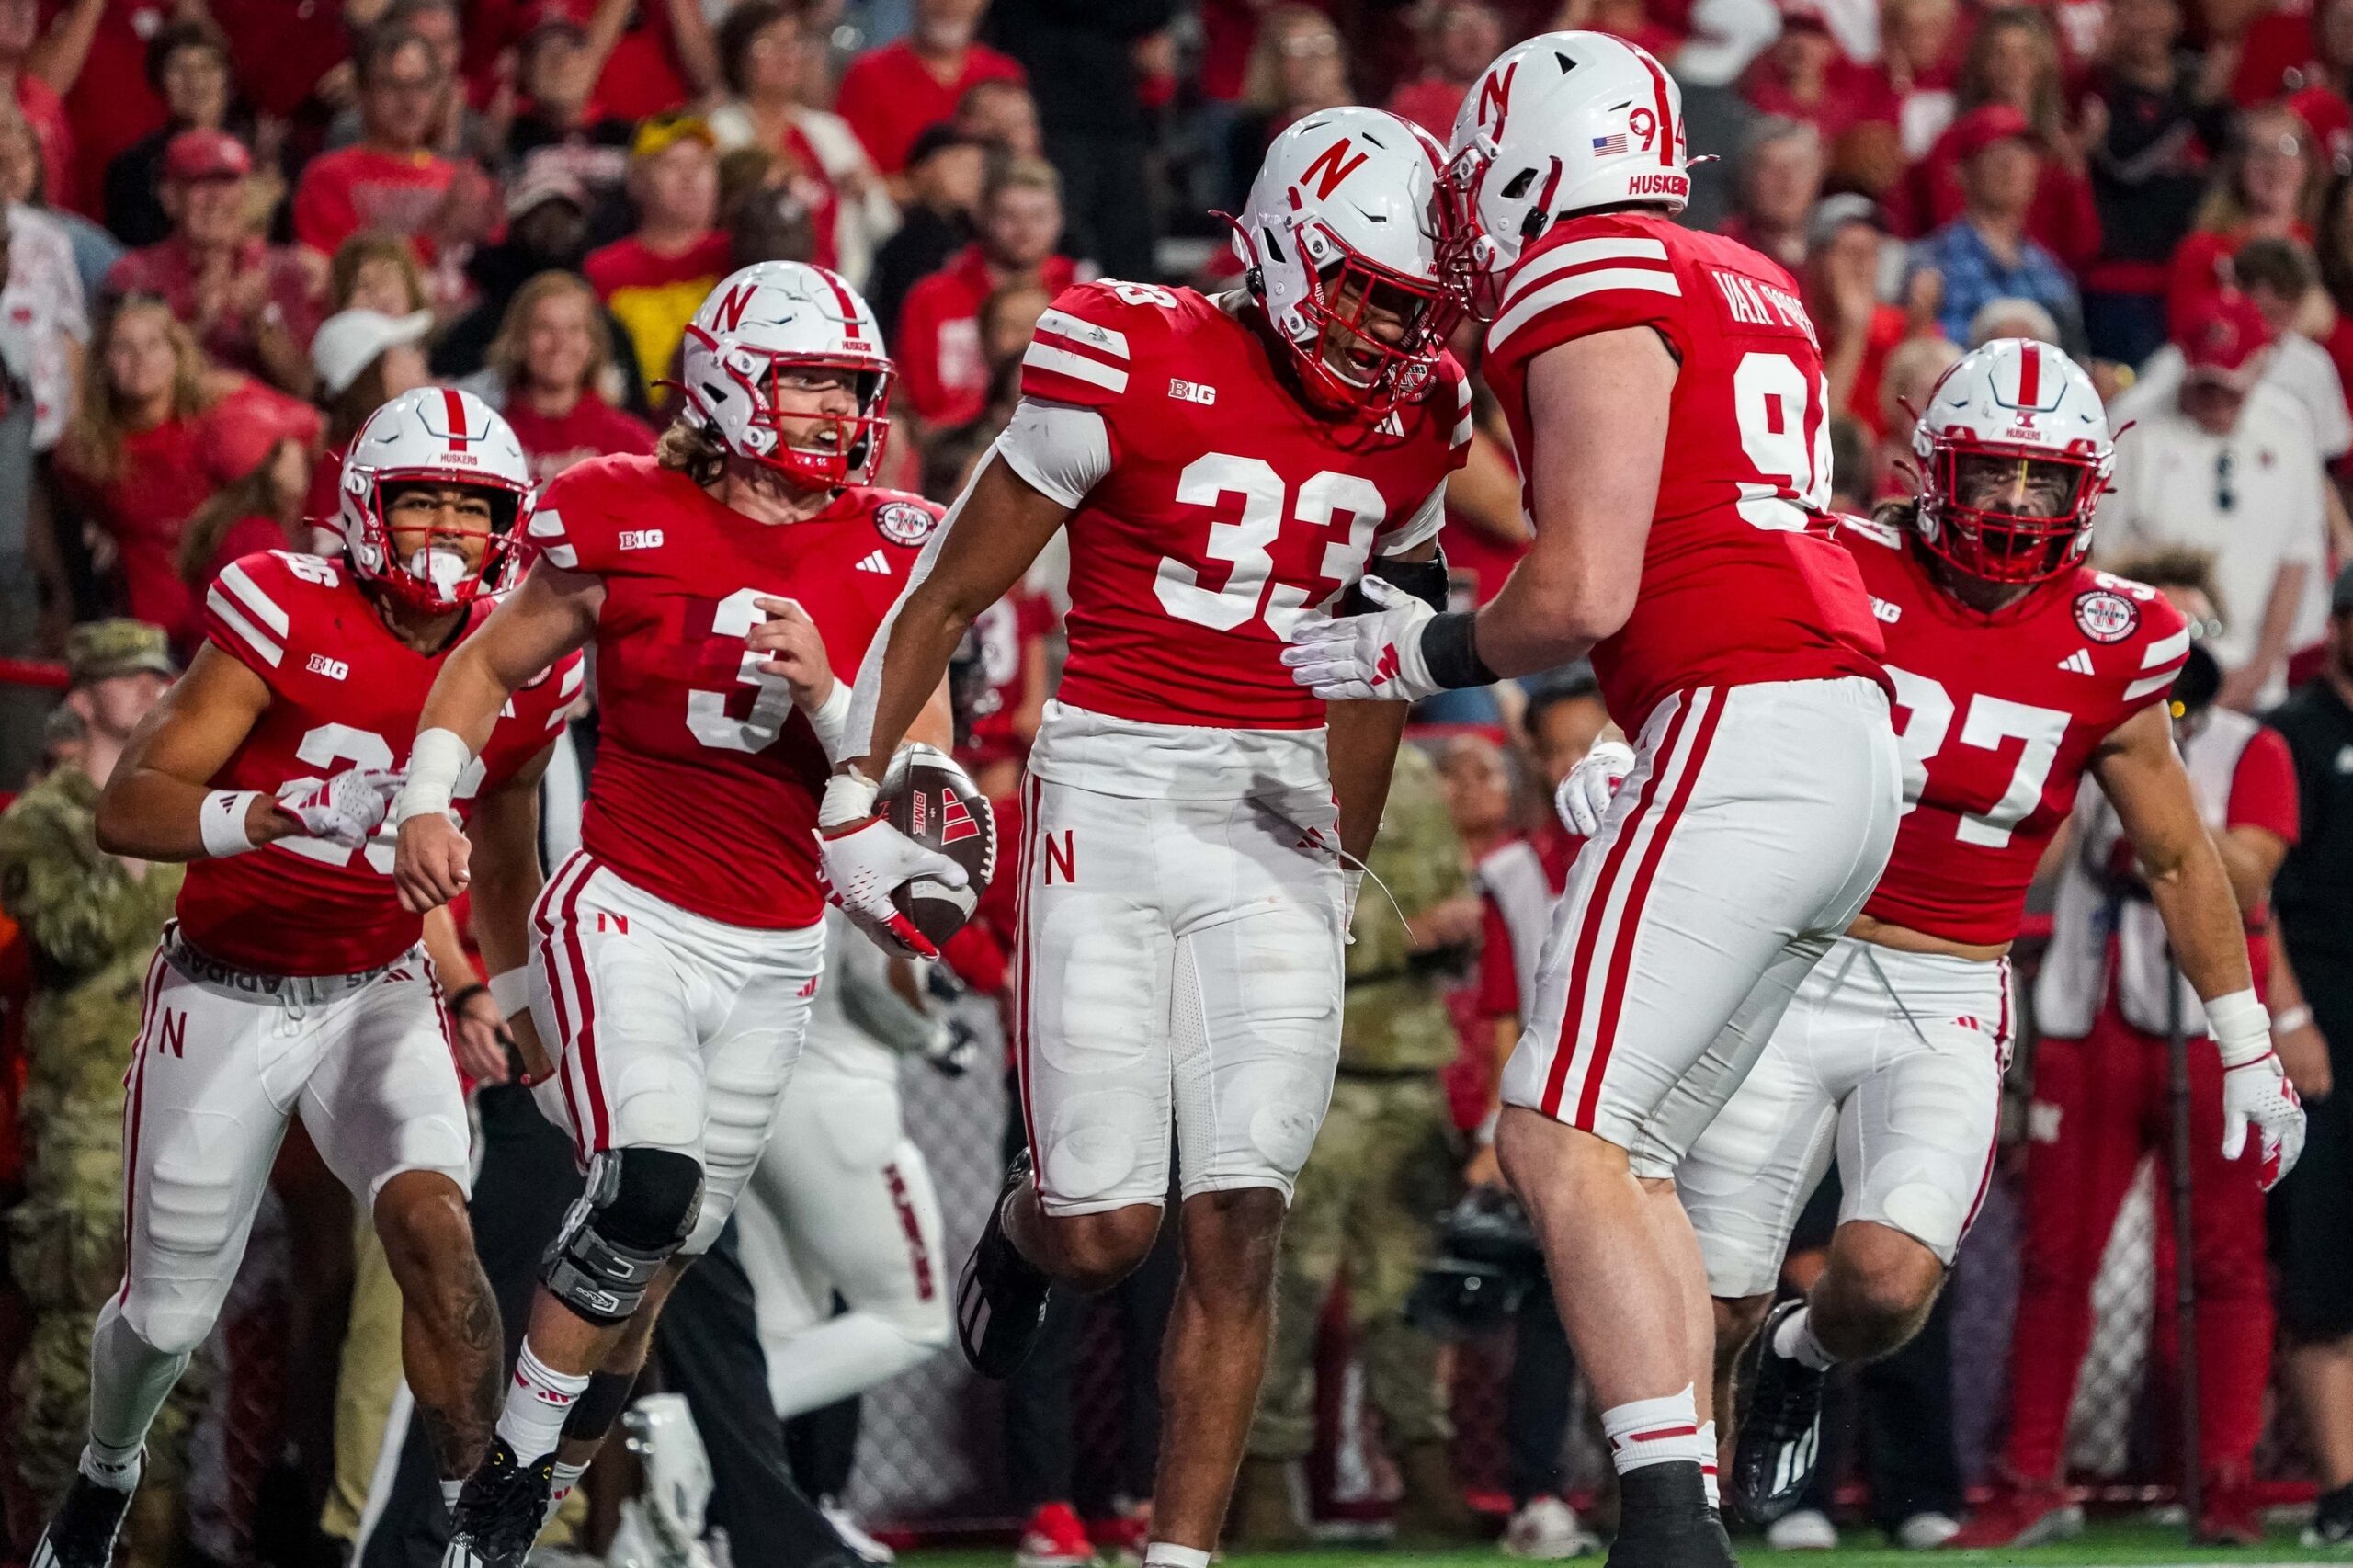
1732 1300 1828 1526
2306 1481 2353 1547
1608 1463 1733 1568
957 1149 1053 1378
441 1437 554 1568
31 1471 135 1568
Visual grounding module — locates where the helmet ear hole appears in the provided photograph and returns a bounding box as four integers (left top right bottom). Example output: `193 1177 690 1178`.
1500 168 1538 199
1262 227 1287 265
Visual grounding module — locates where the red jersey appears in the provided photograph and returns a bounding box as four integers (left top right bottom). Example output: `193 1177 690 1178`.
42 0 167 215
833 38 1026 175
527 456 940 929
964 587 1054 767
1843 517 2190 945
1017 280 1470 730
1480 211 1885 732
179 551 581 975
291 146 461 262
500 395 657 487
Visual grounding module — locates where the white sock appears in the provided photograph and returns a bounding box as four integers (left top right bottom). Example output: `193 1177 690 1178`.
544 1460 589 1528
1142 1546 1211 1568
1699 1420 1720 1508
1774 1304 1838 1370
439 1477 462 1515
495 1342 591 1462
85 1301 188 1471
1602 1385 1701 1475
78 1442 142 1494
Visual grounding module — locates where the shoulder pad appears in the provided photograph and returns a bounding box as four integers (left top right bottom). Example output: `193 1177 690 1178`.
205 550 341 673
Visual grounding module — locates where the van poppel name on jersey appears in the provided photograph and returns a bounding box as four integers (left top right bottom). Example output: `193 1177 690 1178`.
1710 268 1820 347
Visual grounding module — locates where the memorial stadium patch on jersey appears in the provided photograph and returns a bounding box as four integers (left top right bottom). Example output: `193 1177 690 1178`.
874 501 937 546
2074 589 2138 643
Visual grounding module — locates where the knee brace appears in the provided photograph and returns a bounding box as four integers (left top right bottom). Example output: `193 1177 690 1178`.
540 1148 705 1325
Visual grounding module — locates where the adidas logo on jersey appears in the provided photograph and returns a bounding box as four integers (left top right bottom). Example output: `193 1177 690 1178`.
1167 378 1217 405
618 529 664 551
856 551 891 574
1374 409 1405 437
2058 649 2097 675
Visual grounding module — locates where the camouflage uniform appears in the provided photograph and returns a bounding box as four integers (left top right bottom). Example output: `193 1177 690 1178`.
1246 744 1473 1492
0 622 199 1528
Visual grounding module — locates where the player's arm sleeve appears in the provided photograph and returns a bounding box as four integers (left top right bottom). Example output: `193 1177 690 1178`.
996 397 1112 509
2227 723 2302 846
202 553 299 676
1479 226 1688 381
1019 285 1143 416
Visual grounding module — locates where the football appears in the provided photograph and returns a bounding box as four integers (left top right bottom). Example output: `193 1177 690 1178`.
881 744 996 949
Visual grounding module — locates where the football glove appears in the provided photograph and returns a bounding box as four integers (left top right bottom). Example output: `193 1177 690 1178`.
1281 577 1442 700
1553 742 1635 837
818 771 968 960
280 767 404 849
2220 1050 2304 1189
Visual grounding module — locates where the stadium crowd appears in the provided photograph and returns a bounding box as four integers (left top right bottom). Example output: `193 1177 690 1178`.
0 0 2347 1563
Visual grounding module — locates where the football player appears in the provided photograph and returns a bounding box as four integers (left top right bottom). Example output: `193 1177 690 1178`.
1591 339 2302 1525
820 108 1469 1568
34 389 574 1568
1285 35 1902 1565
389 261 954 1567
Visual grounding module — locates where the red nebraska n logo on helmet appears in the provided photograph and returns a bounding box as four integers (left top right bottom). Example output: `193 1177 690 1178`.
712 284 756 334
1478 62 1516 133
1301 139 1369 200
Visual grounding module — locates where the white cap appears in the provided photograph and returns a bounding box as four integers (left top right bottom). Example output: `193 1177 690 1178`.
313 308 434 397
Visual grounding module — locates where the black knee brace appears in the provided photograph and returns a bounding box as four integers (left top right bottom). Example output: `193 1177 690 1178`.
540 1148 704 1324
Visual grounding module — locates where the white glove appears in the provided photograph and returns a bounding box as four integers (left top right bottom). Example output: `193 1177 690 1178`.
1341 867 1364 944
2220 1051 2305 1189
1553 742 1635 837
279 767 404 849
1280 577 1442 701
817 771 969 960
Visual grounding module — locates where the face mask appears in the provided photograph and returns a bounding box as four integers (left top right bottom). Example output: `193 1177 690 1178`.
408 543 472 598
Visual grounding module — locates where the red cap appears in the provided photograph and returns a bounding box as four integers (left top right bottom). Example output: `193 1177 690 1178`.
2179 293 2274 384
521 0 587 42
202 381 324 483
165 129 252 184
1949 104 2041 161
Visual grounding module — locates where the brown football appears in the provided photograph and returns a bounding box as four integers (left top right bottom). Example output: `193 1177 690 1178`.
881 746 996 949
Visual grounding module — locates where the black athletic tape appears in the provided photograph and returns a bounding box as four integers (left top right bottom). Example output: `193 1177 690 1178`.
561 1369 637 1445
1419 610 1498 690
1346 550 1450 615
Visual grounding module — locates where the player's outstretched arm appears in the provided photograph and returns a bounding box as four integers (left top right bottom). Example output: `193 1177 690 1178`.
392 560 603 915
96 645 311 861
1477 329 1672 674
840 454 1073 781
2097 702 2305 1182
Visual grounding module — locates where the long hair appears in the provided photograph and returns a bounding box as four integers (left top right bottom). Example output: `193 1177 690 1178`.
656 416 730 488
330 230 430 313
2194 106 2325 233
486 271 617 403
62 298 213 486
1240 6 1349 113
1957 7 2068 144
177 440 300 585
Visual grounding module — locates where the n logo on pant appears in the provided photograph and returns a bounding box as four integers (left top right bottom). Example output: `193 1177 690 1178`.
1044 831 1074 885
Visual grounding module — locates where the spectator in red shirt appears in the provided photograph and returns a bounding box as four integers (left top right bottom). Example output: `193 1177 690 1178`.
867 124 985 341
0 0 72 215
835 0 1025 181
464 0 717 127
1719 117 1824 270
893 154 1073 428
584 112 728 406
1385 2 1504 134
173 380 321 637
41 0 180 221
53 296 236 640
1805 194 1920 436
324 0 493 165
2283 0 2353 170
709 0 883 278
292 26 473 267
2169 104 2323 339
956 75 1045 160
105 131 322 397
481 270 654 485
1738 2 1903 186
1889 6 2103 271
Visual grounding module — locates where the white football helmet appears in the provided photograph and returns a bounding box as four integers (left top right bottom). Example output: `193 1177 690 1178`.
677 260 892 490
337 386 532 613
1232 106 1451 415
1440 31 1691 317
1912 337 2113 585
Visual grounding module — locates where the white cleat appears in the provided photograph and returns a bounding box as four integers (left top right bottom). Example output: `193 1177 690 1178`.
1766 1508 1840 1551
820 1498 896 1565
1894 1511 1961 1550
1502 1495 1599 1559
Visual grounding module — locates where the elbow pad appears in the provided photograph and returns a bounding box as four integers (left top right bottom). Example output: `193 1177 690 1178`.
1347 549 1450 615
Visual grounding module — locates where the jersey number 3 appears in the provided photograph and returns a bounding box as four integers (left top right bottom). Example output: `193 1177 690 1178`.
1888 666 2070 848
1155 454 1386 637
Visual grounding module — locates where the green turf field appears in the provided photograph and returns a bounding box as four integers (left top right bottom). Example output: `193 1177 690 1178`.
895 1518 2347 1568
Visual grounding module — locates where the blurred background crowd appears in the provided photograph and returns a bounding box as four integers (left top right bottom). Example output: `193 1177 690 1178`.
0 0 2350 1563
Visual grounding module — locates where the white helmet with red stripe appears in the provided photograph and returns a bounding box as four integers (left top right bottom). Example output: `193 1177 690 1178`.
1911 336 2113 585
338 386 532 613
1439 31 1690 318
678 260 892 490
1233 106 1451 415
